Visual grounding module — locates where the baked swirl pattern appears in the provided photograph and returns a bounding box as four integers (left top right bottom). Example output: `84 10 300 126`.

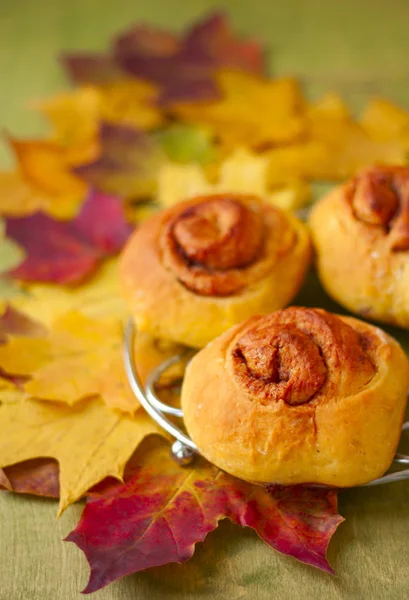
349 166 409 252
310 165 409 329
161 196 266 296
181 307 409 486
120 193 311 347
231 308 375 406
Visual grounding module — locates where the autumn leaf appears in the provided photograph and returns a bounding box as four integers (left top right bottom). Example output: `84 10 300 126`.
0 396 162 513
66 436 343 594
60 55 124 86
35 80 163 158
0 220 25 306
0 220 24 273
0 138 90 219
0 306 46 383
305 93 408 176
0 311 128 408
360 97 409 142
157 148 311 211
98 80 163 129
73 123 165 199
0 469 11 491
73 121 218 199
10 258 125 325
8 137 89 218
0 458 60 498
266 93 409 184
34 86 101 164
173 71 305 150
63 13 265 105
0 308 183 413
0 378 26 402
6 189 131 284
159 124 216 165
0 171 77 220
0 277 21 312
0 305 46 343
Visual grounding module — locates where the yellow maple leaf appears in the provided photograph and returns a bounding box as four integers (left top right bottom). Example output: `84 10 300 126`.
307 93 408 178
266 93 409 183
173 71 305 150
0 307 182 413
0 379 25 404
98 79 163 130
36 81 163 163
360 97 409 146
11 258 125 325
0 396 162 513
35 86 101 164
8 258 182 405
157 148 310 211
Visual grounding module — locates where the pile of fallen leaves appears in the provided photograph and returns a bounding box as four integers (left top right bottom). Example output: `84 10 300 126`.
1 12 409 594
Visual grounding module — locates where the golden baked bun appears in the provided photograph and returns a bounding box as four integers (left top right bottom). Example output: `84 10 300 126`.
181 307 409 486
310 165 409 328
120 194 311 347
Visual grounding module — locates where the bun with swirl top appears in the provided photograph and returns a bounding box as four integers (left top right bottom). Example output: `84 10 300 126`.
120 194 310 347
181 307 409 486
310 165 409 328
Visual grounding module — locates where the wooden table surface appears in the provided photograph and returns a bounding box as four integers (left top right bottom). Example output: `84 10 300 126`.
1 1 409 599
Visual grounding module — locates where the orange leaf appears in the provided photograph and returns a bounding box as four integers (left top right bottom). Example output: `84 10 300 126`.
9 137 87 197
0 171 81 219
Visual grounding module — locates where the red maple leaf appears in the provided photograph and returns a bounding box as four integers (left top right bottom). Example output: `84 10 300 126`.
61 12 266 105
6 189 131 284
66 436 343 594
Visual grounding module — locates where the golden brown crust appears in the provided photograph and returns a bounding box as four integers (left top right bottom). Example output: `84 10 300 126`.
120 194 311 347
309 165 409 329
181 307 409 486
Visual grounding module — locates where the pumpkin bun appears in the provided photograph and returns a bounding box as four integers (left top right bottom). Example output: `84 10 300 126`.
120 193 311 348
310 165 409 329
181 307 409 486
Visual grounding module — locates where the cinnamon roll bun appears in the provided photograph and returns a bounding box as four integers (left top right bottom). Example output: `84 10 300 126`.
310 165 409 328
120 194 310 347
181 307 409 486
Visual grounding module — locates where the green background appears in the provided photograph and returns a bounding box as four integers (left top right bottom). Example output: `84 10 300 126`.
1 0 409 598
